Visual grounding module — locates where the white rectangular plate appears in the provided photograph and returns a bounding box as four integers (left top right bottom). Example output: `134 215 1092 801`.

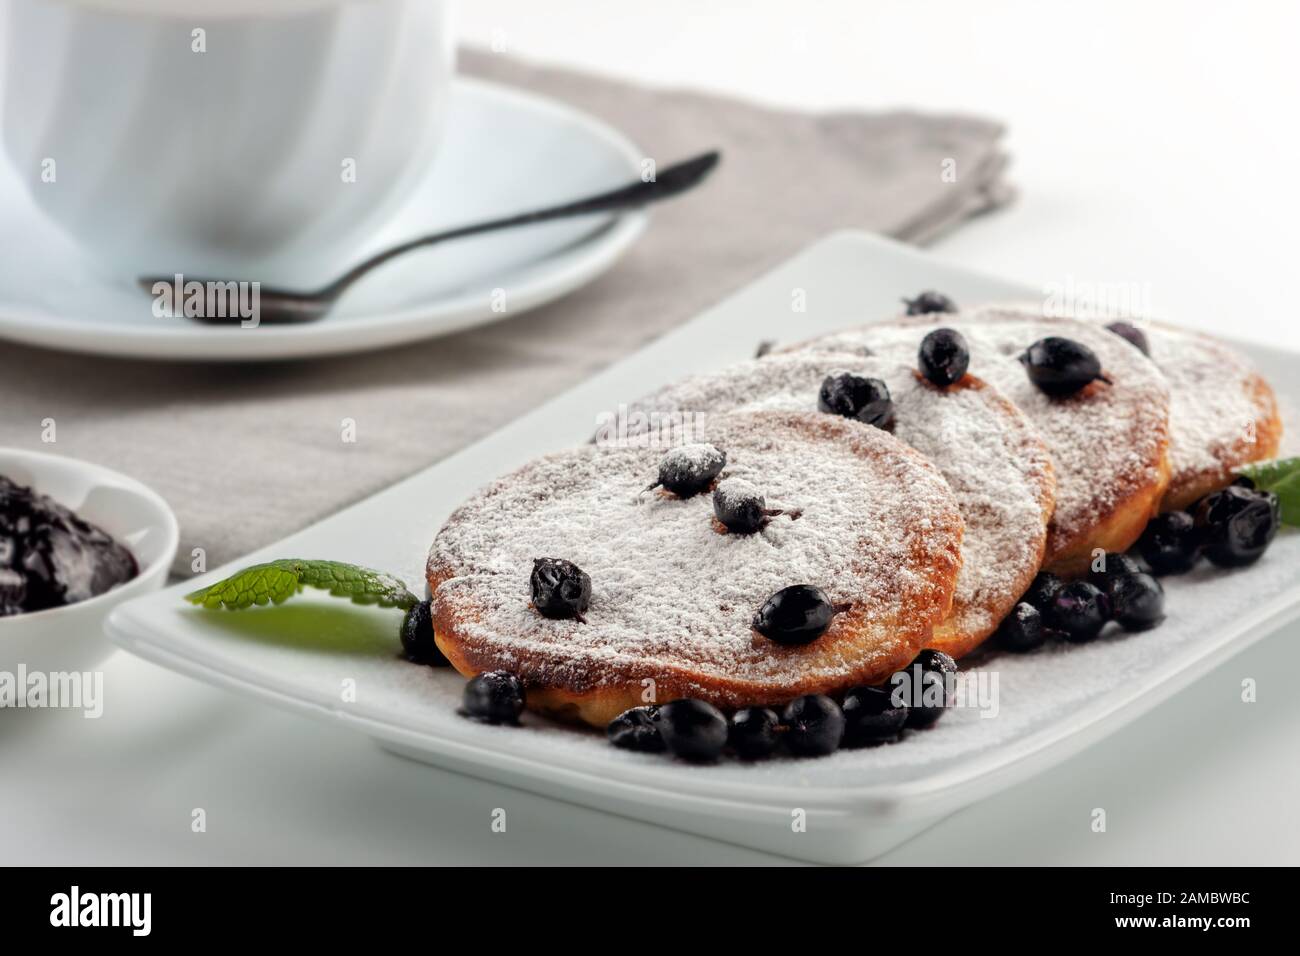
107 231 1300 864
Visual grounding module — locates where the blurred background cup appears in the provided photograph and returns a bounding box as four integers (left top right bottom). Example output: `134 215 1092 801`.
0 0 455 280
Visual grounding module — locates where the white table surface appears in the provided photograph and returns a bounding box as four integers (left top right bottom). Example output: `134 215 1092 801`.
5 0 1299 866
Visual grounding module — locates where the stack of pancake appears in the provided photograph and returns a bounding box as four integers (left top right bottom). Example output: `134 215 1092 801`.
426 303 1281 726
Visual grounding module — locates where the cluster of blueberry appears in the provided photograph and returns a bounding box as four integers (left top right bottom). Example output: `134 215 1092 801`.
997 558 1161 650
404 634 957 766
997 477 1280 652
1 474 138 616
403 579 958 762
599 648 956 762
1139 480 1279 572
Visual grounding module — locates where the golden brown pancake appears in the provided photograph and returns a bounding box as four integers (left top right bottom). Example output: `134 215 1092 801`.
428 410 963 727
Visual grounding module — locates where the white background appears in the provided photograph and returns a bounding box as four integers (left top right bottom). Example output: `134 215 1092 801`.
5 0 1300 865
465 0 1300 349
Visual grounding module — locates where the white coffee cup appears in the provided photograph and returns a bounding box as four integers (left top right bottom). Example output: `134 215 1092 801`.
0 0 454 280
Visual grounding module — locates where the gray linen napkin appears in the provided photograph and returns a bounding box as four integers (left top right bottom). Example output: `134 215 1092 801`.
0 49 1012 572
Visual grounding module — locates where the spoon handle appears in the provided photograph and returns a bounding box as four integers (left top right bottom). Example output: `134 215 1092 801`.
321 150 720 298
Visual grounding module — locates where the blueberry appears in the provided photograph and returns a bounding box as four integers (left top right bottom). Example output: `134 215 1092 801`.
893 649 956 728
782 694 846 756
400 599 450 666
1106 572 1165 631
1231 474 1256 490
461 671 526 724
1105 321 1150 356
753 584 840 646
997 601 1048 651
917 328 971 387
658 699 729 762
712 477 783 534
1193 486 1280 568
841 686 908 746
1043 580 1110 643
1021 570 1064 611
1086 552 1142 590
817 373 895 430
1019 337 1108 396
607 706 664 752
729 707 781 759
902 291 957 315
530 557 592 621
651 443 726 498
913 648 958 675
0 474 137 614
1137 511 1201 575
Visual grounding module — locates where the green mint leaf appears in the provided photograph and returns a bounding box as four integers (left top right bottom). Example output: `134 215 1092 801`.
1237 457 1300 527
185 559 418 611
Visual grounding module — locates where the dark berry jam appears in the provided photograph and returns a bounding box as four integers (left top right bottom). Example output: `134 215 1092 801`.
0 474 138 616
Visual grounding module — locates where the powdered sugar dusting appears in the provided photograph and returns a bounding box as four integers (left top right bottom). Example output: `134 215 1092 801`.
783 310 1171 563
1131 322 1277 501
627 353 1054 648
428 411 963 698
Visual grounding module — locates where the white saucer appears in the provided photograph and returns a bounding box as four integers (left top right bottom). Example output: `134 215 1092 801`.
0 78 647 361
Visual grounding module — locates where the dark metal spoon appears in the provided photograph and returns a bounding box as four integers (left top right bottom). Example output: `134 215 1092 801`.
141 150 720 326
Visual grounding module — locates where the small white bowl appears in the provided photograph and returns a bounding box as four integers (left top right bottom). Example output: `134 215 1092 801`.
1 448 179 677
